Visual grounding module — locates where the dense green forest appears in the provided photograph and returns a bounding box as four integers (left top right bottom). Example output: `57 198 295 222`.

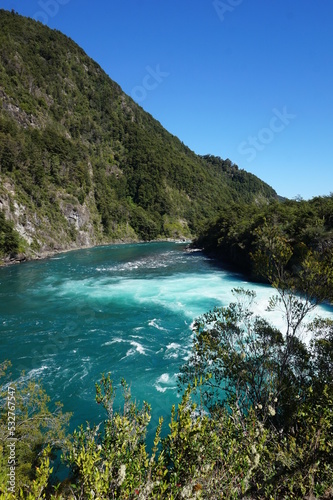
194 195 333 283
0 9 277 262
0 210 20 256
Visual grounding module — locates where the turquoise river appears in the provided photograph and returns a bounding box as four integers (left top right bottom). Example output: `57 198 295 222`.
1 242 333 441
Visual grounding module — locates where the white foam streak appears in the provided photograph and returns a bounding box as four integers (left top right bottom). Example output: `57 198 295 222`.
166 343 181 350
130 341 147 355
103 338 147 356
148 319 167 331
3 365 49 392
163 342 183 359
154 373 178 393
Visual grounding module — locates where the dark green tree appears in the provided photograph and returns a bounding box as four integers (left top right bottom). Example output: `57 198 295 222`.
0 211 20 257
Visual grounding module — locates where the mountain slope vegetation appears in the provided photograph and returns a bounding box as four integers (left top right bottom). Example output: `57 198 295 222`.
0 9 277 261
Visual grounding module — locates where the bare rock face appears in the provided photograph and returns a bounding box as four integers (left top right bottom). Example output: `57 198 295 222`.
60 196 100 248
0 89 41 129
4 252 27 264
0 177 103 261
62 203 88 230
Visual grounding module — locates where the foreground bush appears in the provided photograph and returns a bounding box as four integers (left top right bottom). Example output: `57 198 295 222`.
1 344 332 499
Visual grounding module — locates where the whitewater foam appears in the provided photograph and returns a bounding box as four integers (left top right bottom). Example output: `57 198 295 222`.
148 319 167 331
154 373 178 393
166 343 181 350
104 338 147 356
130 341 147 355
163 342 183 359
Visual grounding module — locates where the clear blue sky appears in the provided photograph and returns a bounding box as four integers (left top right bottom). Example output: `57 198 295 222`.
1 0 332 199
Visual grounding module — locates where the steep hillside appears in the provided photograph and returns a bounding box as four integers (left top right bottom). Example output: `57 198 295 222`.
0 9 277 262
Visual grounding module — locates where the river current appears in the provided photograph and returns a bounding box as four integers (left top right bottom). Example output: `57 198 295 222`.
1 242 332 439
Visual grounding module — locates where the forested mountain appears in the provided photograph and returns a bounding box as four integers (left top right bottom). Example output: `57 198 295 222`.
0 9 277 261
